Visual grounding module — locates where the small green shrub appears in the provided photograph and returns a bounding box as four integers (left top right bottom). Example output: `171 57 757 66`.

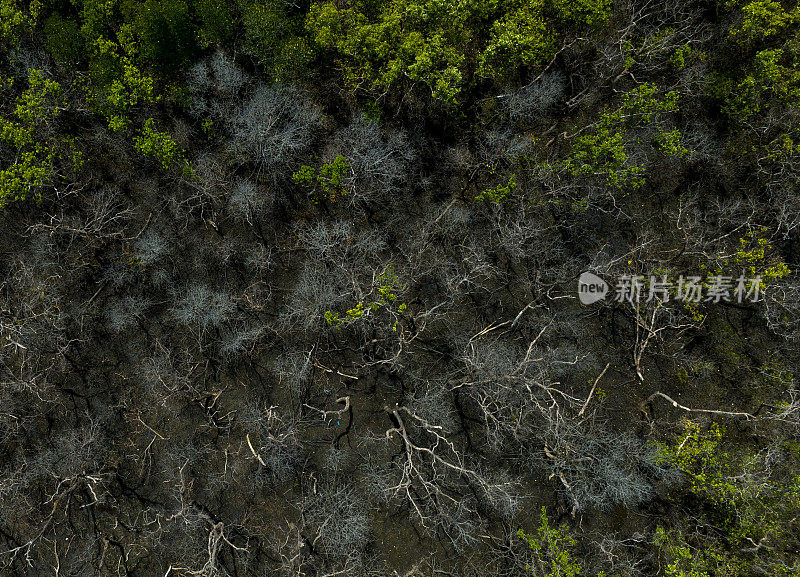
518 507 582 577
133 118 185 169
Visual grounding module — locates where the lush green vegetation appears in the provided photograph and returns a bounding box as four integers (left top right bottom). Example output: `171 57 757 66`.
306 0 610 103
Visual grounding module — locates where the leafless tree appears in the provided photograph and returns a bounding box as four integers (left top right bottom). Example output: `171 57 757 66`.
228 82 322 178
